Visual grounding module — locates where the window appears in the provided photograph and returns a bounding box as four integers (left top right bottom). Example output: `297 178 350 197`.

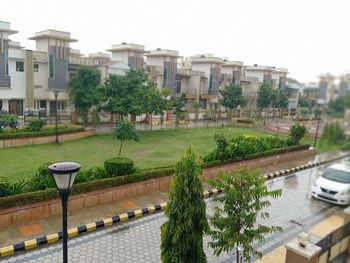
34 64 39 72
0 100 2 110
209 74 213 90
16 61 24 72
163 68 168 87
176 81 181 93
49 54 55 79
9 100 23 115
4 50 9 76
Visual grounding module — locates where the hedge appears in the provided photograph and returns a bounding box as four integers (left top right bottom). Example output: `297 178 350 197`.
0 167 175 209
104 157 134 177
0 127 85 139
237 119 254 124
202 144 310 168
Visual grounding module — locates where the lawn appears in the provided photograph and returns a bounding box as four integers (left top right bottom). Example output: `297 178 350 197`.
0 125 339 181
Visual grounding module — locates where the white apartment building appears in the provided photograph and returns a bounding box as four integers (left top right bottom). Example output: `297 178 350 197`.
0 21 76 118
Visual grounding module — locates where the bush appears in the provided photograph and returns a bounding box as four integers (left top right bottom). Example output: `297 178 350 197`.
104 157 134 177
30 163 55 191
289 124 307 144
0 178 10 198
321 122 345 144
26 119 45 132
75 166 107 183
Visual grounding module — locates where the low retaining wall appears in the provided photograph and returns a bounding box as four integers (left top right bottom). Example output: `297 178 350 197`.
266 124 321 138
0 148 315 229
0 129 95 148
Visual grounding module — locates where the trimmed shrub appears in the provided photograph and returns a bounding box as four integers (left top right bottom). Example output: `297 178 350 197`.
289 124 307 144
26 119 45 132
75 166 107 183
237 119 254 124
0 179 10 198
104 157 134 177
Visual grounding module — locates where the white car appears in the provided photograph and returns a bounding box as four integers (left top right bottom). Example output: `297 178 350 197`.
312 163 350 205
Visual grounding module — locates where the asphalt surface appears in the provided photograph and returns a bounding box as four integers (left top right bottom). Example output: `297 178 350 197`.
2 159 347 263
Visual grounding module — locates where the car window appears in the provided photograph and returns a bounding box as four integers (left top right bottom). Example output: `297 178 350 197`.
322 168 350 184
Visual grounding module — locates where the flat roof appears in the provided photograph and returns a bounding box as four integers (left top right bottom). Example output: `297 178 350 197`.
0 21 18 35
28 29 77 42
146 49 179 57
107 42 145 52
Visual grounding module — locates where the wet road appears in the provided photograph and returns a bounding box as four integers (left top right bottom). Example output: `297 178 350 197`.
2 160 347 263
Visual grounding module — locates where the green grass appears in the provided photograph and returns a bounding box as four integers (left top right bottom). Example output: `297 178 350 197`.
0 125 342 181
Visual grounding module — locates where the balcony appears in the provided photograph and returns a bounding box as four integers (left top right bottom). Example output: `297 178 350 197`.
176 68 205 77
175 88 197 99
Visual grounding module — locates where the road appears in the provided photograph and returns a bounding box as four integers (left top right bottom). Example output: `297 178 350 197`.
2 160 347 263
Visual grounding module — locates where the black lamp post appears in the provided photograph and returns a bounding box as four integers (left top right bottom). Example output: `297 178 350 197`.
48 162 81 263
313 116 321 148
53 90 59 144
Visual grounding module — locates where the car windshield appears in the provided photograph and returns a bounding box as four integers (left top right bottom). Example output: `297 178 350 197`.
322 167 350 184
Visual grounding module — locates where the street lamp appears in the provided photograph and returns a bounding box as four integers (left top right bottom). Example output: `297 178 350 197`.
48 162 81 263
53 90 59 144
313 116 321 148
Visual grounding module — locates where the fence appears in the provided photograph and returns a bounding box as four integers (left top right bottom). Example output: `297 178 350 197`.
316 221 350 263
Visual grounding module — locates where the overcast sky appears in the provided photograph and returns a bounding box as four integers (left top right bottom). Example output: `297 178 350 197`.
3 0 350 83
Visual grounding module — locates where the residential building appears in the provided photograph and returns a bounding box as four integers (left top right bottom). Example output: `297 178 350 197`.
318 73 336 104
303 82 319 104
244 65 288 90
221 60 244 86
338 74 350 97
240 76 259 110
145 48 179 93
106 42 145 69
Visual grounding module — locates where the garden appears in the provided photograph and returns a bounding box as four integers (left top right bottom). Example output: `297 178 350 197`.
0 124 312 208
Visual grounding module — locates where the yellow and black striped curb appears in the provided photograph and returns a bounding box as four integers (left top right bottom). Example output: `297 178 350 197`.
0 188 223 257
263 154 350 180
1 153 349 258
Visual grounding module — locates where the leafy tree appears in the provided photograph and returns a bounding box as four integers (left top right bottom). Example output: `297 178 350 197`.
161 147 209 263
298 96 312 108
171 93 187 128
143 87 170 130
257 84 274 111
274 89 289 110
313 108 322 119
69 67 102 125
103 69 150 120
112 120 140 156
193 101 201 122
328 95 350 114
289 124 307 144
219 84 246 117
321 122 345 144
299 107 311 117
207 168 282 263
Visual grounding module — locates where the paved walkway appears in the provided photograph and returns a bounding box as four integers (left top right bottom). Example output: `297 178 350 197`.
2 159 347 262
0 151 346 251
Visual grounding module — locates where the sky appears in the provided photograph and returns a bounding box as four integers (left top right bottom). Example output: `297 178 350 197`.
2 0 350 83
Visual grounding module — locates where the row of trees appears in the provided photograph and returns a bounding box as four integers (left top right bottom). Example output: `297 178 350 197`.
69 67 187 127
70 67 291 126
219 83 289 117
161 147 282 263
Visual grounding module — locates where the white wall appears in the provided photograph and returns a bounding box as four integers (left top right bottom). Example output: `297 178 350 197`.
245 70 264 83
146 57 164 67
111 50 129 64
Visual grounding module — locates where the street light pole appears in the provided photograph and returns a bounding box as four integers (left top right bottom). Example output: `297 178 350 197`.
54 90 59 144
313 117 321 148
48 162 81 263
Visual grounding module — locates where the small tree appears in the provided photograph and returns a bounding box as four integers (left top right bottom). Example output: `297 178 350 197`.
69 67 102 125
161 147 209 263
112 120 140 156
207 169 282 263
257 84 274 127
171 93 187 128
193 101 201 122
219 84 246 119
289 124 307 145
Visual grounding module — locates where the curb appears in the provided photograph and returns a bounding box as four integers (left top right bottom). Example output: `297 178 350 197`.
262 154 350 180
0 188 223 257
1 153 349 258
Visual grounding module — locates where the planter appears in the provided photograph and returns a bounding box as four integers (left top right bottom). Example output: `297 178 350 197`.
0 148 315 228
0 129 95 148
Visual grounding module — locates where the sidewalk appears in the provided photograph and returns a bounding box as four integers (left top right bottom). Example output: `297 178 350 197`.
0 151 344 248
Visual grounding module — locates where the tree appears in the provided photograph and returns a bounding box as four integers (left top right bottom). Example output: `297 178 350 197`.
298 96 312 108
161 147 209 263
289 124 307 144
328 95 350 114
219 84 246 118
143 87 170 131
207 169 282 263
112 120 140 156
103 69 150 120
274 89 289 112
193 101 201 122
69 67 102 125
171 93 187 128
257 84 274 111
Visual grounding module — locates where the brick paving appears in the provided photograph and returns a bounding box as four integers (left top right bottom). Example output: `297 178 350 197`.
2 159 346 263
